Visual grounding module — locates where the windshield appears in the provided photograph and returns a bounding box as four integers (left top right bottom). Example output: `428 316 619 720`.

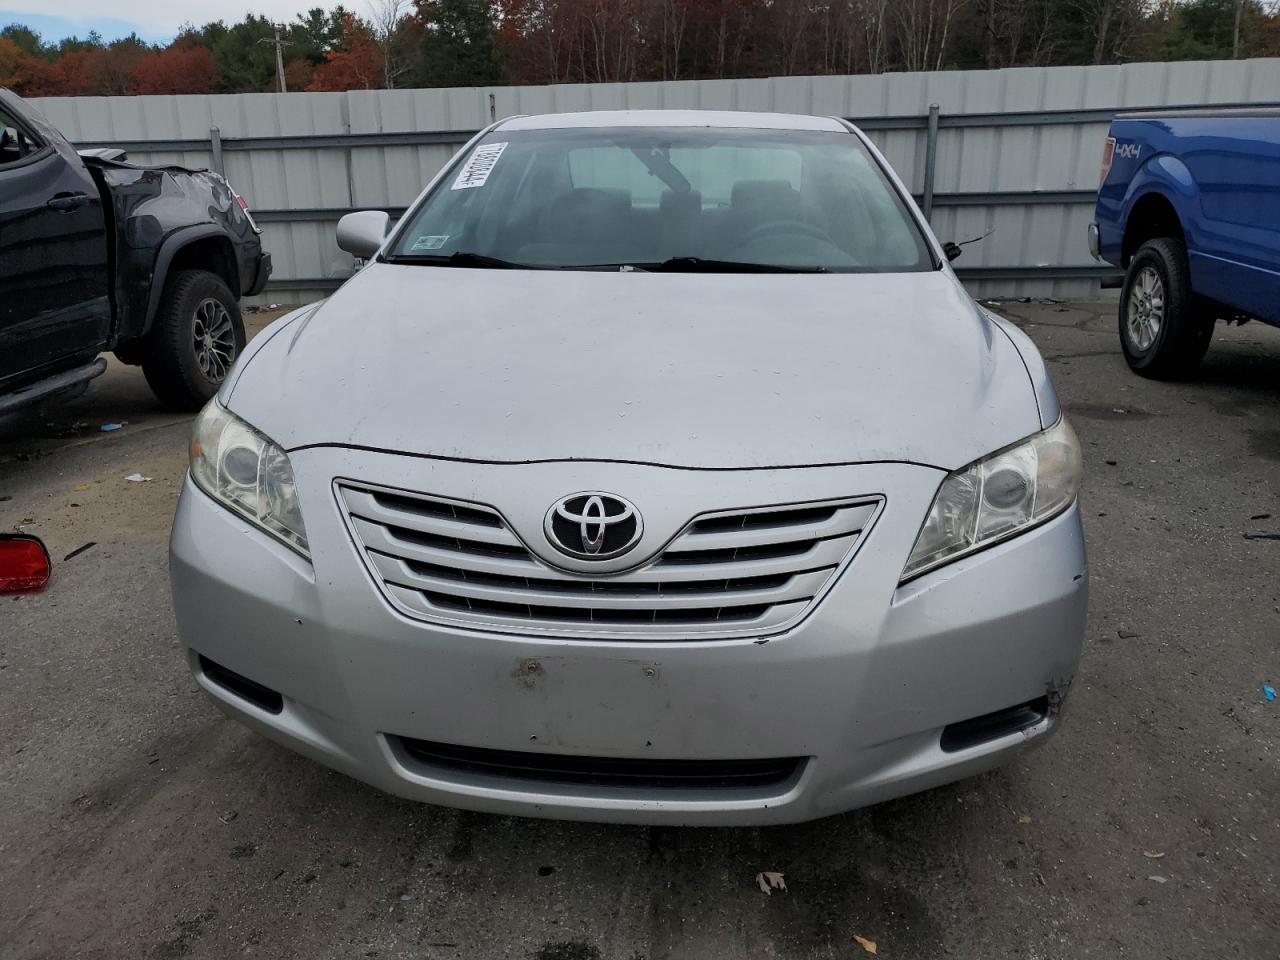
387 126 934 272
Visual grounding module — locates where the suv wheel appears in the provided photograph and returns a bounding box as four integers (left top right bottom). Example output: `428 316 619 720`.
1119 238 1213 379
142 269 246 410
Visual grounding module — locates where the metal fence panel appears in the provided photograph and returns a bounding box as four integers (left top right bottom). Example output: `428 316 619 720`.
31 57 1280 304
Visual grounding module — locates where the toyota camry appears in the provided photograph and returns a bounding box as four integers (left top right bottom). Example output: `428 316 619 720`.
170 110 1087 824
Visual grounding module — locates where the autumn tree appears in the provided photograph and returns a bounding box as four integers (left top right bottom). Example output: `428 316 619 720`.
132 42 219 94
308 15 387 90
1 23 46 57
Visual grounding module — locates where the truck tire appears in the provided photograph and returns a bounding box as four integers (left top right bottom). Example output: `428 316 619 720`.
141 269 246 410
1119 238 1213 379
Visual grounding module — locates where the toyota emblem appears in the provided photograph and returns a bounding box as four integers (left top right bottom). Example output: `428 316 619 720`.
544 492 643 560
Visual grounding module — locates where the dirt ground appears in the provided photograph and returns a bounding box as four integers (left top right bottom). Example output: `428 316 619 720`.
1 300 1276 960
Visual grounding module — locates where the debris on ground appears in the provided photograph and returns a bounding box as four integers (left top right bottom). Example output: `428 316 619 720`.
63 543 96 561
73 483 91 492
1148 875 1168 884
1251 513 1272 520
124 474 152 483
99 423 123 432
755 871 787 895
1264 684 1276 702
49 420 88 438
1017 815 1033 824
218 810 238 825
1243 532 1280 541
1118 629 1141 639
1142 850 1166 859
853 934 878 954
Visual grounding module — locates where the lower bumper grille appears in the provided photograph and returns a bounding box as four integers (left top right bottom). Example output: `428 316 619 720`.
394 737 805 791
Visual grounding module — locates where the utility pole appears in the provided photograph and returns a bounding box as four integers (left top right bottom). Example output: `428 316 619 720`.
1232 0 1243 59
259 25 291 93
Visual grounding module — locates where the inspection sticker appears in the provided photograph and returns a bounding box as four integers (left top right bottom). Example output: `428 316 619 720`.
451 141 508 190
410 235 449 251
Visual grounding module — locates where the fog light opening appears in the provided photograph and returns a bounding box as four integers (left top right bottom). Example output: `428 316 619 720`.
939 696 1049 753
198 654 284 715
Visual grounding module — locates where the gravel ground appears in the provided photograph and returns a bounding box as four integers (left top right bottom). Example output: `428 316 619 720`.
1 300 1276 960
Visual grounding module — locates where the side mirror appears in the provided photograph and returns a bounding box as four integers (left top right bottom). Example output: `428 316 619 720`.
0 534 52 594
943 241 963 262
336 210 391 259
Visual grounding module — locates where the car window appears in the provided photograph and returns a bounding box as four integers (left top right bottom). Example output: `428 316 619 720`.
0 107 44 167
391 126 932 273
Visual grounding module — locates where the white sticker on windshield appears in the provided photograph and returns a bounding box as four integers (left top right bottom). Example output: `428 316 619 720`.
451 141 508 190
410 235 449 251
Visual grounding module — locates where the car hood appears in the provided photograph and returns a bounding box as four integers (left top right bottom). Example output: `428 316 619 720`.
227 263 1041 471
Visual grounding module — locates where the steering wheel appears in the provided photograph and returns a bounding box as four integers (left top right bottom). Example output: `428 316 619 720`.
736 219 832 246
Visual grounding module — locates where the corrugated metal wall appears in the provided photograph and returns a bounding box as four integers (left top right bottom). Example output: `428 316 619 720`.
32 58 1280 303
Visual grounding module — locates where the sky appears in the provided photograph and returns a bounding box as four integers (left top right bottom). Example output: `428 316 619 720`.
0 1 330 45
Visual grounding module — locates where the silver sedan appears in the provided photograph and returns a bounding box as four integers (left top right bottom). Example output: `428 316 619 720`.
170 110 1086 824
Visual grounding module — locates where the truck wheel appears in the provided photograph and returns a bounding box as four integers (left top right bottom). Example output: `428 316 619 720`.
1119 238 1213 379
142 270 245 410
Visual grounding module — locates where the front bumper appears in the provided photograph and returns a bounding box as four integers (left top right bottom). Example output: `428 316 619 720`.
170 449 1088 825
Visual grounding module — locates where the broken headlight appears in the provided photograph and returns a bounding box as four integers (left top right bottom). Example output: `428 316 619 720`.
901 417 1082 582
190 401 309 557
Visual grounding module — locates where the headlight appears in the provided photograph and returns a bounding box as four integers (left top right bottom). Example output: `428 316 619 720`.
901 417 1082 582
190 401 309 557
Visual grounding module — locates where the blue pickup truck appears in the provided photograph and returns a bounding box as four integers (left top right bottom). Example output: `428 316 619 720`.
1091 109 1280 378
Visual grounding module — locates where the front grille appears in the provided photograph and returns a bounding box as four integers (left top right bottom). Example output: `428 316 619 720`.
393 737 804 791
337 482 881 640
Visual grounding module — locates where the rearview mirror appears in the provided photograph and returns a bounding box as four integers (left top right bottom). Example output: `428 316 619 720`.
336 210 391 260
0 534 52 594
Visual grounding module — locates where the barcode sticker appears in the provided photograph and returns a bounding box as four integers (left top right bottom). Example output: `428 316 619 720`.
452 142 508 190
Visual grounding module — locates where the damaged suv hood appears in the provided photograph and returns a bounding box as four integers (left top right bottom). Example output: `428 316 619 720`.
227 263 1040 471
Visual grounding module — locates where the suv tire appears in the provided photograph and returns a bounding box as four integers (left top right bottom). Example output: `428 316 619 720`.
1119 238 1213 379
142 269 246 410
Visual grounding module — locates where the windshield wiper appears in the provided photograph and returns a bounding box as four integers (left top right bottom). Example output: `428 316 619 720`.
639 257 828 274
383 251 535 269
